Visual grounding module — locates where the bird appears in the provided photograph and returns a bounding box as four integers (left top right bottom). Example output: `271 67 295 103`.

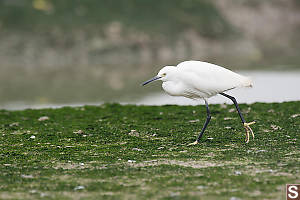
142 60 255 145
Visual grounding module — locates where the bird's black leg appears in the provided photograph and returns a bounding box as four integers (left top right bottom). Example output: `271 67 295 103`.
220 92 245 123
196 100 211 141
188 99 211 145
220 92 255 143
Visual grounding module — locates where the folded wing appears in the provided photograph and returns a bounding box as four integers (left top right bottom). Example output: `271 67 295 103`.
177 61 252 98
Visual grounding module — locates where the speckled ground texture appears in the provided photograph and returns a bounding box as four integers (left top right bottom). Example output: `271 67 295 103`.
0 102 299 199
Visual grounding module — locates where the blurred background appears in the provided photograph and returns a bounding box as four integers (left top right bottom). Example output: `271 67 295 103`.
1 0 300 109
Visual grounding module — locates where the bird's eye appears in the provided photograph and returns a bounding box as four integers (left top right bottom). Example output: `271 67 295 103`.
162 73 166 76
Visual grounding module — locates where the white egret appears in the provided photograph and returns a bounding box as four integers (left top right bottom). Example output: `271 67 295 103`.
142 60 255 145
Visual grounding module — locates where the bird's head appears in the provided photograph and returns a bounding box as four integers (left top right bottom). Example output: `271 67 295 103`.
142 66 176 86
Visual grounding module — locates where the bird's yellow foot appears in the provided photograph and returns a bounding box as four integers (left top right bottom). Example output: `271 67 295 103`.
187 140 199 146
243 121 256 143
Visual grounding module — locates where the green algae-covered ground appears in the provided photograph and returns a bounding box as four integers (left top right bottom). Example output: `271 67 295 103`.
0 102 299 199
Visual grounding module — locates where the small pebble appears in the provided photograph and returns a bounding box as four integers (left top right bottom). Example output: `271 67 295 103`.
9 122 19 127
38 116 49 121
21 174 34 178
73 130 84 134
234 171 242 175
228 108 235 113
291 113 300 118
128 130 139 137
132 148 143 151
224 117 233 120
74 185 85 191
270 124 281 130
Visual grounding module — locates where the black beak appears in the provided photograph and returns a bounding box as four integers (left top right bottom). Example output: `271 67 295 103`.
142 76 161 86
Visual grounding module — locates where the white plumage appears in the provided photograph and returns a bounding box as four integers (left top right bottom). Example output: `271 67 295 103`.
159 61 252 99
142 60 255 145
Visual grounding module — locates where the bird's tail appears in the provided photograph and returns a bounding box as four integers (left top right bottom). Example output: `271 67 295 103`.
241 76 253 87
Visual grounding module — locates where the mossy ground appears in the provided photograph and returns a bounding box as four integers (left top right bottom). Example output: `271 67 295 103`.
0 102 299 199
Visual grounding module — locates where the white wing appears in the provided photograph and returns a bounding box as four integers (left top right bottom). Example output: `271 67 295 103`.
176 61 252 98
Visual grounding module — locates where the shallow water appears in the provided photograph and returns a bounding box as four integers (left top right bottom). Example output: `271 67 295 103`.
1 71 300 110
